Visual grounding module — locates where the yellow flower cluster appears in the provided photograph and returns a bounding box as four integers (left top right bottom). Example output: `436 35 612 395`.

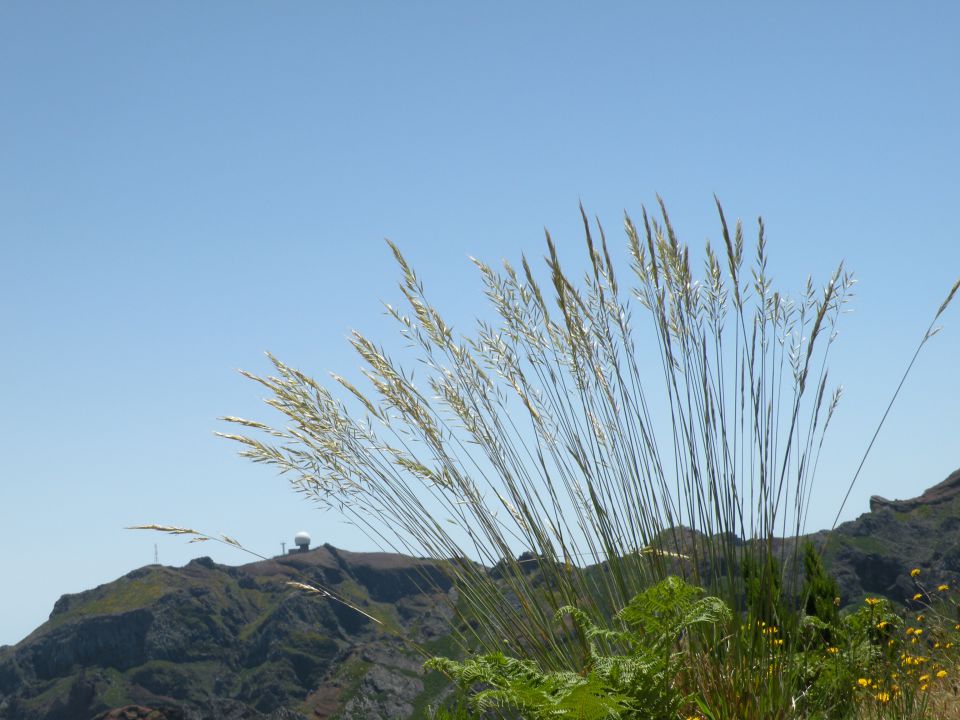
901 653 929 666
850 567 960 711
855 676 898 703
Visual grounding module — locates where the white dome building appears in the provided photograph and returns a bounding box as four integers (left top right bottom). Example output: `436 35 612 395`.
292 531 311 553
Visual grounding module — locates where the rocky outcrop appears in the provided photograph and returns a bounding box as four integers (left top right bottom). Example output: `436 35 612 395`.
869 467 960 513
816 467 960 606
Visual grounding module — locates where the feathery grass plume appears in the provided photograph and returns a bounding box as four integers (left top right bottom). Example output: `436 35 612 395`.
220 201 953 683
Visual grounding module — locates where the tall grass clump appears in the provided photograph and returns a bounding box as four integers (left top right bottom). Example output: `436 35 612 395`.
220 200 956 703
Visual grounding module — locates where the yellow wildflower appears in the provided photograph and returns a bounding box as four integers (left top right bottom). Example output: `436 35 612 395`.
857 678 870 688
875 691 891 703
827 646 839 654
865 597 881 605
937 670 948 678
913 593 923 601
911 568 921 577
939 584 950 591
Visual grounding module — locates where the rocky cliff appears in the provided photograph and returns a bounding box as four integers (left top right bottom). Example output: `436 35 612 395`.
0 546 457 720
819 467 960 606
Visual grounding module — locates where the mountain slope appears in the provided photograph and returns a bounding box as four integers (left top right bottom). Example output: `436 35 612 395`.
818 467 960 605
0 546 456 720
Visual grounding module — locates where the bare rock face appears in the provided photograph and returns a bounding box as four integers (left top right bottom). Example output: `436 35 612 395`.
870 467 960 513
337 663 424 720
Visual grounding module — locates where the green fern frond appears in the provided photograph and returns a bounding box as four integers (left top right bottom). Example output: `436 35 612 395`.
617 576 731 649
429 578 730 720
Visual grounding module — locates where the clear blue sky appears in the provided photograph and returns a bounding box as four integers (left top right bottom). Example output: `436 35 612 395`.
2 2 958 646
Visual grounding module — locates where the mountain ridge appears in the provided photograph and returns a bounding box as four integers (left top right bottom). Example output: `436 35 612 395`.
0 543 457 720
3 467 960 720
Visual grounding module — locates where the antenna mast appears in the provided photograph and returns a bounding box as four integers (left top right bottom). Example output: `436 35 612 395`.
154 544 159 564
